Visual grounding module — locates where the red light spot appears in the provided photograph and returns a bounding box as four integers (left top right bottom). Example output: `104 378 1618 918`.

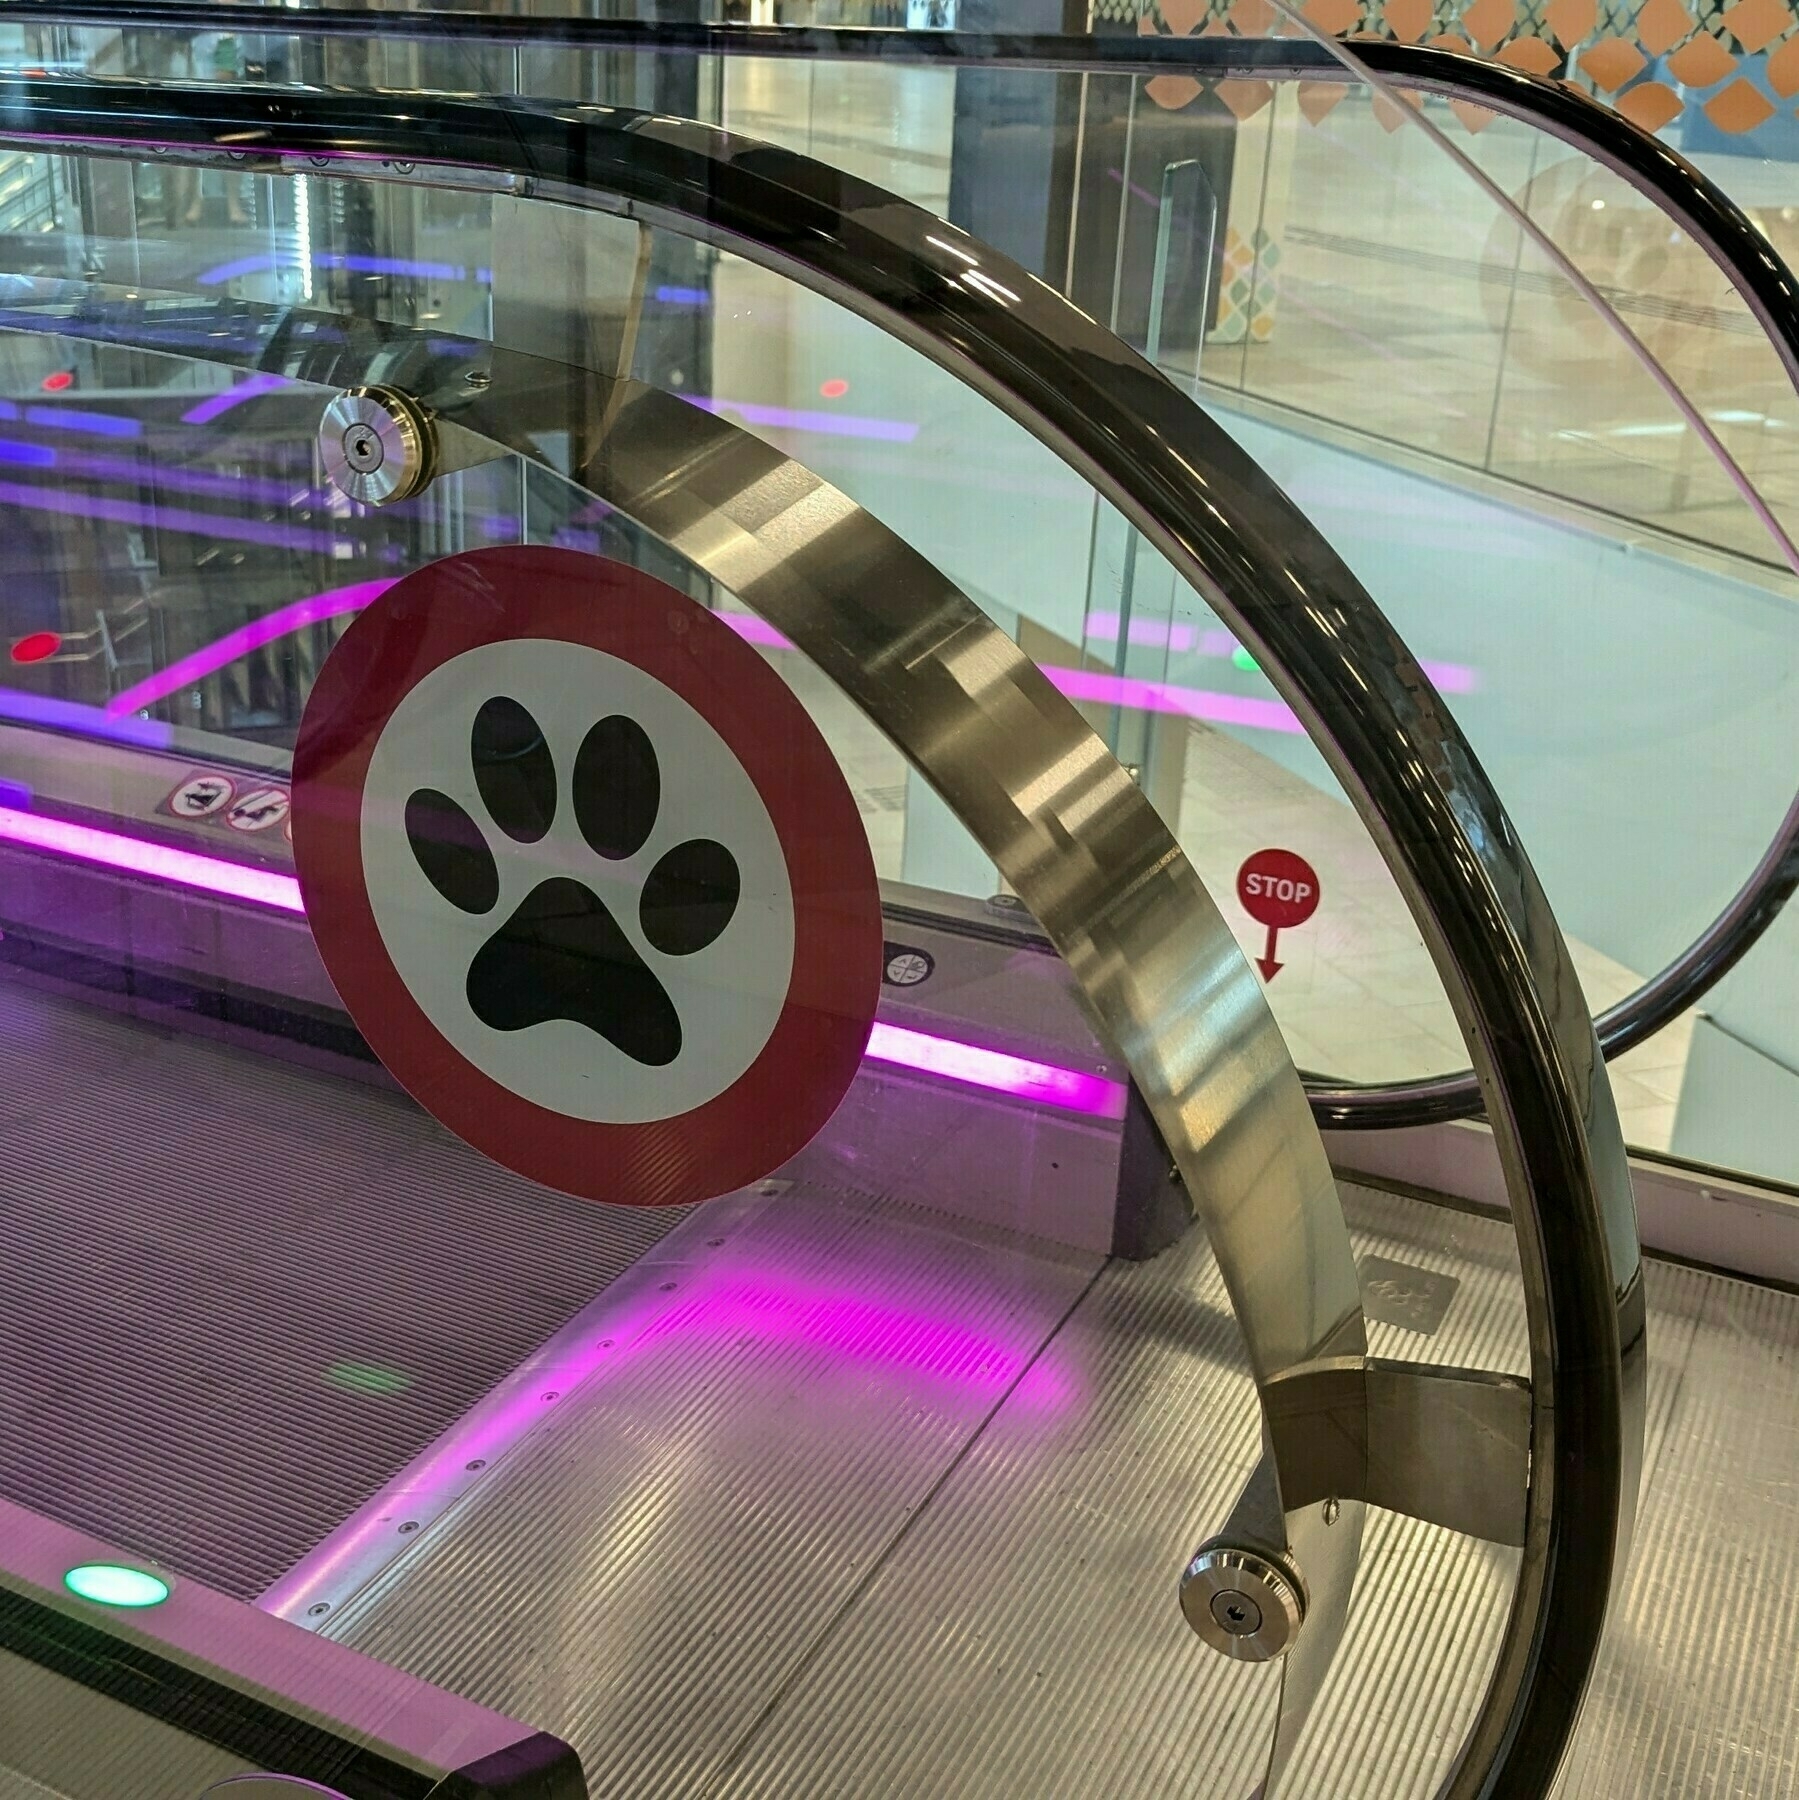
10 631 61 664
819 378 849 399
39 370 74 393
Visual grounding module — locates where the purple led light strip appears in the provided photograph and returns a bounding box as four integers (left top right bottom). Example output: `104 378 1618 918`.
866 1021 1125 1119
0 805 305 912
107 579 398 717
0 805 1122 1116
182 372 292 426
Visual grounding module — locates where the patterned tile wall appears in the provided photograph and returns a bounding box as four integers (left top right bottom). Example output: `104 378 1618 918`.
1116 0 1789 340
1126 0 1794 139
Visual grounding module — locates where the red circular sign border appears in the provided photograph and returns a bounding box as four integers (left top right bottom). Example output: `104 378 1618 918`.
292 546 882 1208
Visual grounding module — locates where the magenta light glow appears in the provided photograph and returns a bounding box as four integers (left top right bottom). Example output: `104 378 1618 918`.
866 1020 1126 1119
0 808 1119 1115
107 578 399 716
716 611 795 651
0 805 305 913
1044 665 1307 735
262 1257 1073 1622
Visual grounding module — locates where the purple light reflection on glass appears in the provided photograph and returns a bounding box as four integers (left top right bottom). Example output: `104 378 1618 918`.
1082 611 1479 694
197 252 280 286
684 395 919 444
107 578 398 716
0 431 326 505
0 437 55 468
319 252 469 282
1082 611 1204 654
23 405 139 440
0 805 304 911
28 443 309 508
0 477 343 556
716 611 794 652
712 609 1420 727
0 687 175 747
199 251 491 287
1043 665 1306 734
182 372 291 426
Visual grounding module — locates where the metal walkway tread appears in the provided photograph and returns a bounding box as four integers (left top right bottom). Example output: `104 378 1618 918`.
0 980 690 1598
322 1179 1799 1799
324 1183 1101 1797
1557 1261 1799 1799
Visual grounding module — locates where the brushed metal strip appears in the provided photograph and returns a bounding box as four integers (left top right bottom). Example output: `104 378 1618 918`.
1556 1268 1799 1800
1264 1359 1532 1545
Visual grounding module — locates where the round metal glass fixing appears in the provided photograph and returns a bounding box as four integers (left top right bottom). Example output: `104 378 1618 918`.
1182 1544 1307 1661
318 386 432 506
62 1563 170 1608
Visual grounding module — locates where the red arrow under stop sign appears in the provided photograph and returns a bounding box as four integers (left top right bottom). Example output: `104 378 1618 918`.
1236 848 1321 982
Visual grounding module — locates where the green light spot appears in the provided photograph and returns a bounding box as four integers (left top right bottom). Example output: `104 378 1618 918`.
327 1361 413 1397
1231 645 1261 674
64 1564 170 1608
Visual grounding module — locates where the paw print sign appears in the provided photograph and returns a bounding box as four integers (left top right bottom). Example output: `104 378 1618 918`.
291 546 883 1207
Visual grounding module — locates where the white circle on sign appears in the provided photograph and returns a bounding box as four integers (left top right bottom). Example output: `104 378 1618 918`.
360 639 795 1126
169 772 235 819
226 787 290 833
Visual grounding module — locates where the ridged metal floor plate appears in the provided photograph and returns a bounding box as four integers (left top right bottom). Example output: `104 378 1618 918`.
324 1181 1102 1796
0 981 688 1598
321 1177 1799 1800
1558 1261 1799 1799
6 973 1798 1797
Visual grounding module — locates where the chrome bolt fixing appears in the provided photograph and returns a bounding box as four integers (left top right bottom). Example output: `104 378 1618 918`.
1181 1541 1306 1662
318 386 433 505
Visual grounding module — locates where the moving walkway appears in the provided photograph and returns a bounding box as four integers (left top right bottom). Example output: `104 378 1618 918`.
0 14 1795 1796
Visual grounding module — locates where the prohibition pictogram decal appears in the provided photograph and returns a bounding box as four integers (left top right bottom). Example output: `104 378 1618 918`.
291 546 882 1207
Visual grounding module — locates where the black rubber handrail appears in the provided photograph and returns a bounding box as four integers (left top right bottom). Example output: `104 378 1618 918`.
9 4 1797 1128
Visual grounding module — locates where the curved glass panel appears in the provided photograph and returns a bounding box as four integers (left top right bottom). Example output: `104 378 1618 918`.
6 20 1795 1800
8 12 1797 1178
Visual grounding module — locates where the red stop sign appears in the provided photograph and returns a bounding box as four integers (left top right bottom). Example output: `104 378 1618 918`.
1237 849 1321 930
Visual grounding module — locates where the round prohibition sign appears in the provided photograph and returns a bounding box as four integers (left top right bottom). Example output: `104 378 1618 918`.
291 546 882 1207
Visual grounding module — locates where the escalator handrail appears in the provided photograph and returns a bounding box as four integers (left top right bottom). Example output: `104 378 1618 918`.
0 72 1643 1797
12 4 1793 1129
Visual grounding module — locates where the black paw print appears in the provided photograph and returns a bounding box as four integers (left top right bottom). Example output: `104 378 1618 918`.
404 696 741 1067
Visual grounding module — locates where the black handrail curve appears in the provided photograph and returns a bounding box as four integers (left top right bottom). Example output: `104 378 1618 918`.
10 3 1794 1129
0 71 1642 1797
